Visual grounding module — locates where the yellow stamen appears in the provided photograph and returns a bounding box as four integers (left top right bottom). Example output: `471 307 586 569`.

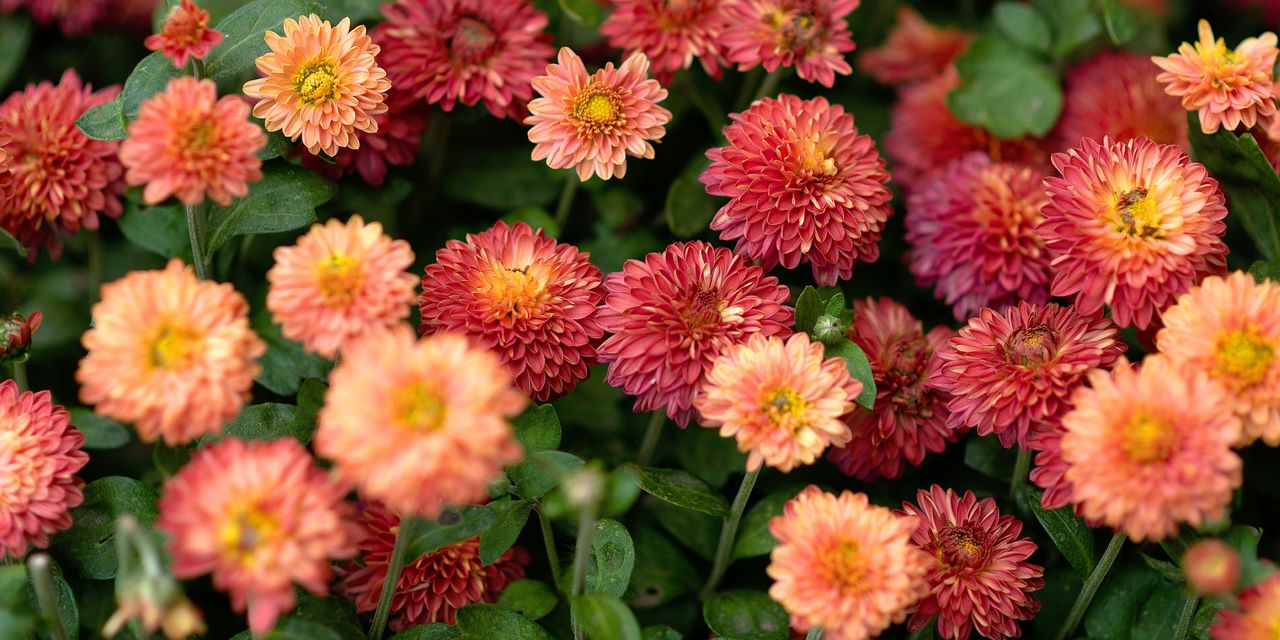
478 266 547 321
218 506 278 564
823 539 866 596
295 63 339 104
1111 187 1163 238
572 86 625 133
148 322 201 371
762 388 810 432
1215 329 1275 389
314 252 362 307
1121 414 1176 464
395 383 447 431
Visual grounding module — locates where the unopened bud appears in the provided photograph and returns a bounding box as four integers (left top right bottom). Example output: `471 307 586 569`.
1184 539 1240 597
0 310 41 363
565 466 605 511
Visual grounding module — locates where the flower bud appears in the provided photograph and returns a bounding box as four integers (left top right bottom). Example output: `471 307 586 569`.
1183 539 1240 596
0 310 41 363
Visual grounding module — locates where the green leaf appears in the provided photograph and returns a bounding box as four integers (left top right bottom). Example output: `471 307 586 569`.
455 604 554 640
1035 0 1103 59
586 519 635 598
793 286 824 334
508 451 586 499
0 565 37 639
1026 488 1096 577
52 477 158 579
642 626 683 640
513 404 562 453
648 501 721 561
628 524 699 608
117 204 190 259
406 505 498 559
444 149 560 210
993 2 1051 53
1100 0 1137 44
1251 260 1280 283
702 590 789 640
479 497 534 566
204 0 324 92
1186 115 1280 260
0 14 31 93
118 52 184 123
557 0 605 28
69 408 130 450
571 594 642 640
1223 525 1274 587
393 624 460 640
963 435 1016 481
1140 553 1184 583
258 129 294 161
28 566 78 640
254 309 333 396
665 170 716 239
948 34 1063 139
502 208 560 239
673 426 746 489
603 465 642 517
827 339 877 409
204 165 335 254
213 402 316 443
76 101 127 142
1084 558 1164 640
630 466 729 516
153 442 192 476
496 580 558 621
732 486 804 560
0 228 28 259
321 0 383 23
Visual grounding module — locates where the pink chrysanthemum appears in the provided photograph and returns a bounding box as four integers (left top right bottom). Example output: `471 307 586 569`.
695 333 859 472
721 0 857 87
932 302 1125 449
120 77 264 206
905 153 1050 320
157 438 356 635
315 327 526 518
243 15 391 157
769 486 931 640
1027 425 1075 511
1061 356 1242 541
526 47 671 181
599 0 728 84
340 502 529 630
145 0 223 68
596 241 793 426
1157 271 1280 445
1212 573 1280 638
828 298 956 481
702 94 893 286
375 0 553 120
11 0 108 36
1040 136 1229 329
266 215 418 359
899 486 1044 640
1153 20 1279 134
0 69 123 258
0 380 87 559
857 6 970 86
300 91 428 186
419 221 604 402
1056 52 1188 152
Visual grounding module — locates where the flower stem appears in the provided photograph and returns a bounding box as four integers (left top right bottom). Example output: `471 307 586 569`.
636 411 665 467
753 68 788 103
554 172 579 229
570 505 599 640
1056 531 1126 640
185 203 210 280
906 619 934 640
700 466 761 599
11 360 26 393
367 514 414 640
805 627 824 640
86 232 103 302
1171 593 1199 640
28 554 68 640
1010 446 1033 500
536 507 562 590
733 68 763 111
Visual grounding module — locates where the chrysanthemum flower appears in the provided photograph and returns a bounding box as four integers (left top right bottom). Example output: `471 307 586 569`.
145 0 222 68
1157 271 1280 445
1027 425 1075 511
77 259 265 445
0 122 10 203
932 302 1125 448
596 241 793 426
768 486 931 640
0 380 87 558
1213 573 1280 639
599 0 728 84
157 438 355 635
300 91 429 186
702 94 893 286
1060 356 1242 541
243 15 391 157
526 47 671 181
339 502 528 630
1040 136 1229 329
695 333 859 472
721 0 857 87
0 69 123 258
1056 52 1188 152
375 0 553 120
315 327 525 518
13 0 108 36
120 77 264 207
857 6 970 86
899 486 1044 640
1184 539 1241 597
266 216 417 359
1153 20 1279 134
419 221 604 402
0 310 41 362
828 298 955 481
905 153 1050 320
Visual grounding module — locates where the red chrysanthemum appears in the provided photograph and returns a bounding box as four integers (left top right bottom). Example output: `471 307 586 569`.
899 486 1044 640
145 0 223 69
827 298 956 481
596 241 793 426
702 94 893 286
721 0 858 87
857 6 970 86
1056 51 1188 152
599 0 728 84
420 221 605 402
300 91 429 186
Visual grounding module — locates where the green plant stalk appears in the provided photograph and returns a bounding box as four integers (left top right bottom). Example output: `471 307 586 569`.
185 203 210 280
905 618 934 640
28 554 68 640
367 514 414 640
636 411 665 466
1010 446 1033 500
554 172 579 228
11 360 26 393
86 232 103 302
753 68 788 103
570 504 599 640
1171 593 1199 640
1056 531 1126 640
700 466 761 599
537 507 563 590
733 67 763 111
805 627 824 640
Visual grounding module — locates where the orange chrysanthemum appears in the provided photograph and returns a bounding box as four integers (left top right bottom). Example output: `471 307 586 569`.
77 259 265 445
266 216 417 359
315 327 526 518
1056 51 1188 152
1060 356 1242 541
768 486 931 640
857 6 970 86
1212 573 1280 638
243 15 391 157
1153 20 1279 134
145 0 223 68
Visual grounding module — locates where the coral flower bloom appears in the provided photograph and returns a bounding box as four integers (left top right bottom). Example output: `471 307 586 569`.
768 486 931 640
0 380 87 558
1040 136 1228 329
1057 52 1188 152
120 77 264 206
696 333 860 472
596 241 793 426
857 6 970 86
145 0 223 68
1212 573 1280 638
1060 356 1242 542
315 327 526 518
267 216 417 359
1153 20 1279 134
702 94 893 286
243 15 391 157
526 47 671 181
419 221 604 402
300 91 429 186
721 0 857 87
1158 271 1280 445
77 260 265 445
600 0 728 84
157 438 355 635
900 486 1044 640
1183 539 1241 597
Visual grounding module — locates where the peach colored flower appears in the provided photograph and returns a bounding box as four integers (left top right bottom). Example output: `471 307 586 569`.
599 0 729 84
145 0 222 68
857 6 970 86
1056 51 1188 152
1183 540 1240 597
722 0 857 87
1153 20 1279 134
1212 573 1280 639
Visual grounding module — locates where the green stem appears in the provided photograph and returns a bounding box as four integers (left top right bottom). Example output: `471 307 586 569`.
636 411 665 467
733 68 763 111
427 114 451 181
752 68 788 103
700 467 761 599
11 360 26 393
1010 446 1033 500
805 627 824 640
1171 593 1199 640
86 232 103 302
679 73 726 136
28 554 68 640
905 623 932 640
536 507 563 590
185 203 210 280
1056 532 1126 640
554 173 579 229
570 505 599 640
191 58 206 80
367 514 414 640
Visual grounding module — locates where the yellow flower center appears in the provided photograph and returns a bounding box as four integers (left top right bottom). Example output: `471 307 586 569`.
478 266 547 322
1111 187 1163 238
775 12 819 50
219 505 278 565
314 252 363 308
394 383 447 431
295 63 339 104
451 17 497 61
823 539 867 596
1120 414 1177 464
761 388 809 432
1005 324 1057 367
796 134 837 177
572 86 625 133
1214 329 1275 389
940 525 989 568
147 322 202 371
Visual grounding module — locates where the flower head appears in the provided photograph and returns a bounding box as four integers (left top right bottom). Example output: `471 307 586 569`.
0 310 41 363
157 438 355 635
243 15 391 157
1212 573 1280 638
722 0 857 87
266 216 417 359
1057 51 1188 152
1153 20 1279 134
596 241 793 426
828 298 956 481
857 6 970 86
145 0 223 68
1027 425 1075 512
526 47 671 181
315 327 526 518
20 0 108 36
599 0 728 84
702 94 893 286
419 221 604 402
300 90 429 186
77 260 265 445
899 486 1044 640
1184 539 1241 597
